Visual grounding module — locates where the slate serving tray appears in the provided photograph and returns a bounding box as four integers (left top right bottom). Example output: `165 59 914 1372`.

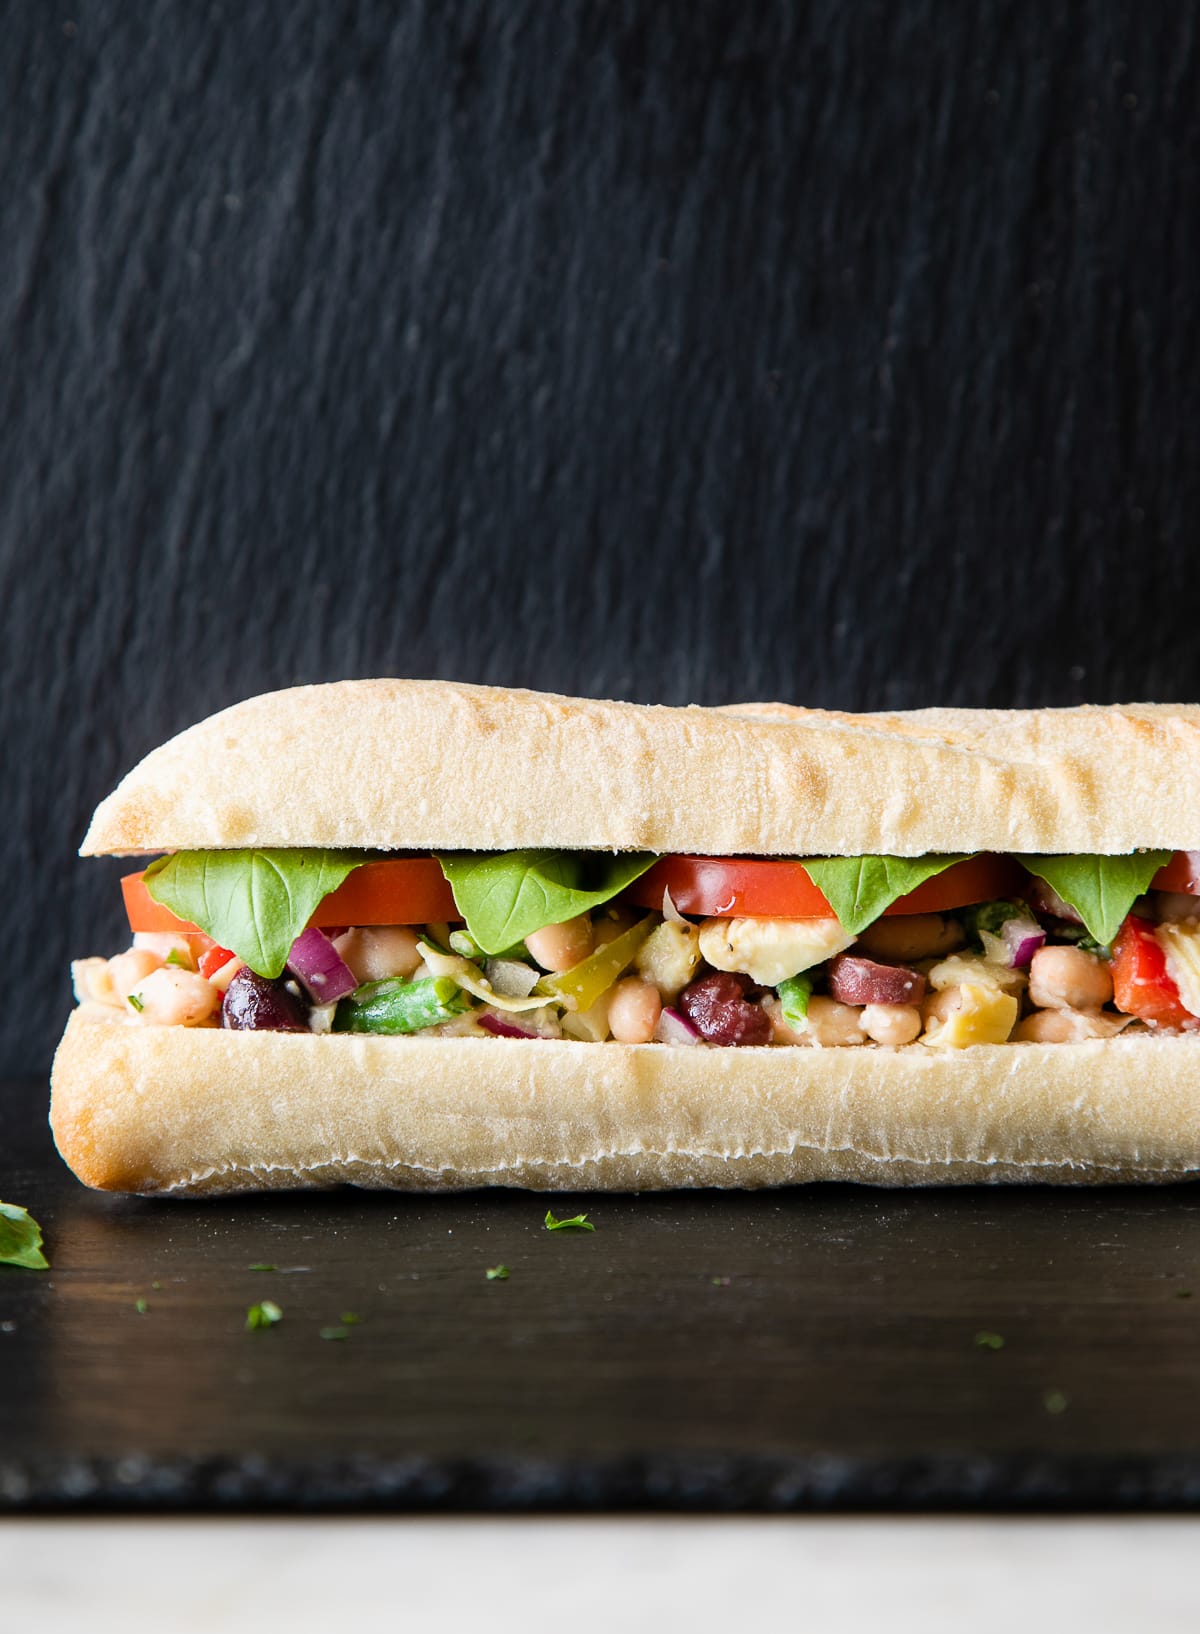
4 1077 1200 1511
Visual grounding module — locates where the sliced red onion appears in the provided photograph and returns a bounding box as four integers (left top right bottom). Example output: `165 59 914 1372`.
286 927 359 1004
653 1005 704 1046
1001 916 1046 968
478 1012 538 1039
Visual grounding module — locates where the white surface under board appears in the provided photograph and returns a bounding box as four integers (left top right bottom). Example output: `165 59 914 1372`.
2 1517 1199 1634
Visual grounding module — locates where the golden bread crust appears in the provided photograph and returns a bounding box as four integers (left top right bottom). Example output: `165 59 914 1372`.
50 1008 1200 1196
80 680 1200 857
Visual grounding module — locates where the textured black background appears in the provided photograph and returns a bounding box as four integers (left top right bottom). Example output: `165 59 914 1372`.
2 0 1199 1074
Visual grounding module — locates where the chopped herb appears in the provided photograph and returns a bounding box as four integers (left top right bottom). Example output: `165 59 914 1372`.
544 1210 595 1233
0 1202 49 1271
711 1276 731 1287
320 1325 350 1341
486 1265 510 1281
245 1300 283 1330
135 1297 148 1314
249 1263 277 1272
974 1330 1005 1351
127 993 145 1013
1043 1390 1069 1415
151 1281 162 1290
165 949 189 969
339 1311 361 1324
1175 1289 1193 1300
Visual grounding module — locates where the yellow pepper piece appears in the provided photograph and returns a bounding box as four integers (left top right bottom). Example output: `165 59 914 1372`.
922 983 1018 1049
541 916 655 1013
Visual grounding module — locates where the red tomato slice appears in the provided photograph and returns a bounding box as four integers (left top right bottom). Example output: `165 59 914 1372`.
1111 915 1193 1028
122 858 461 936
622 854 1026 919
1151 852 1200 894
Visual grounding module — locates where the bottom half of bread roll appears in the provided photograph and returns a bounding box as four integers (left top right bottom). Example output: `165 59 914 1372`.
48 1007 1200 1195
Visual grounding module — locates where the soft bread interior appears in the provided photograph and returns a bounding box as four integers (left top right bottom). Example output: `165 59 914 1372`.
50 1008 1200 1196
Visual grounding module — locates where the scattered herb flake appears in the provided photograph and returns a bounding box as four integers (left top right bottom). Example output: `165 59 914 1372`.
974 1331 1005 1351
0 1203 49 1271
151 1281 162 1290
165 949 189 968
544 1210 594 1233
339 1311 361 1324
1175 1289 1193 1300
486 1265 510 1281
320 1325 350 1341
711 1276 731 1287
1043 1389 1069 1415
249 1263 277 1272
135 1297 148 1314
127 993 145 1013
245 1300 283 1331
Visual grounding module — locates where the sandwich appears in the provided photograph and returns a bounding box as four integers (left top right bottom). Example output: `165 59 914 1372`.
49 680 1200 1194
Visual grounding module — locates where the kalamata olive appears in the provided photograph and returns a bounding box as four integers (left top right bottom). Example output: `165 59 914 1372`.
677 971 771 1047
221 967 310 1032
827 953 925 1007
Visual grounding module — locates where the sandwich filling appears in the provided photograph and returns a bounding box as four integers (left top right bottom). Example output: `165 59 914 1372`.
70 848 1200 1048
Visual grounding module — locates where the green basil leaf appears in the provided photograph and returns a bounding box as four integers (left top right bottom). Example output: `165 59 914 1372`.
436 851 656 955
144 850 367 977
799 854 972 936
1020 852 1171 946
0 1202 49 1271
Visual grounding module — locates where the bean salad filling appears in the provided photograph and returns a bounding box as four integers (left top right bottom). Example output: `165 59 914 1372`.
70 847 1200 1048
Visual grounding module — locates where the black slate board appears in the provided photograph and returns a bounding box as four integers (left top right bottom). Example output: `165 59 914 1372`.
5 1079 1200 1512
6 0 1200 1080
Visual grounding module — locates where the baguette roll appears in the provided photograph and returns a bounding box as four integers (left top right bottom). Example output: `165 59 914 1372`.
51 681 1200 1195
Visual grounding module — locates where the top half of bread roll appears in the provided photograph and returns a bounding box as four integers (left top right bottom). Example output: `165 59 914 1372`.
80 680 1200 858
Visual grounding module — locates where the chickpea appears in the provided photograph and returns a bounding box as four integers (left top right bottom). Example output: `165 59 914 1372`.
1015 1009 1077 1043
108 948 163 1003
129 967 220 1026
593 907 639 948
607 977 662 1043
524 915 594 973
1028 946 1113 1012
922 987 961 1027
334 926 422 983
861 1003 922 1046
856 913 963 963
132 932 196 968
1015 1007 1131 1043
791 995 867 1047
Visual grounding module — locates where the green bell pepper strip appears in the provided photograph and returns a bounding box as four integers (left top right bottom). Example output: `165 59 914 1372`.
333 976 470 1036
775 974 813 1030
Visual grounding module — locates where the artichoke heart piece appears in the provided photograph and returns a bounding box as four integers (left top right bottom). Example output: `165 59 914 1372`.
417 942 551 1012
1155 922 1200 1018
698 916 853 987
922 984 1018 1049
